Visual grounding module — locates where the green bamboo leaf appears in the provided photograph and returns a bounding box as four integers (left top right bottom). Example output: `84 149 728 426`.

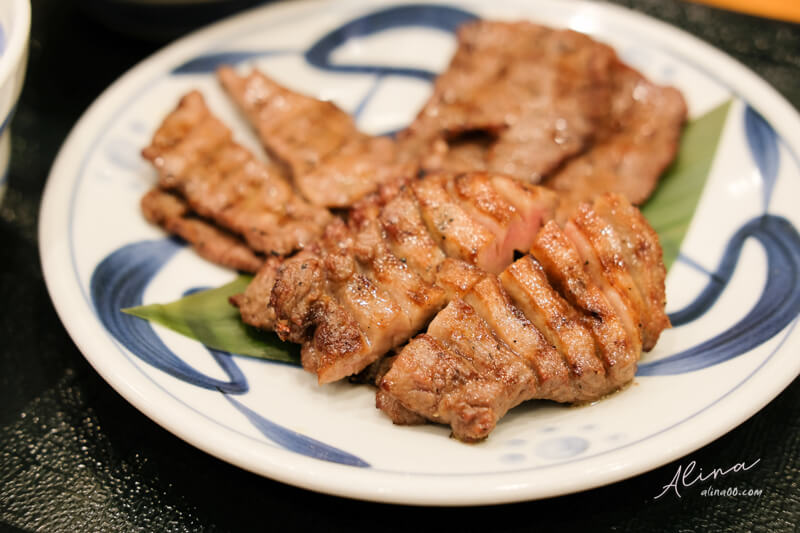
642 99 733 270
123 275 300 365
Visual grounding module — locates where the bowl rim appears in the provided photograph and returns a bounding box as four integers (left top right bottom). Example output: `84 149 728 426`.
0 0 30 90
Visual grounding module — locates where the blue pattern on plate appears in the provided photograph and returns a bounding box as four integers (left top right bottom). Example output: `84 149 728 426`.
639 215 800 375
91 239 370 466
91 238 248 393
172 49 300 75
224 394 370 467
535 437 589 460
305 4 478 81
80 3 800 472
744 105 780 212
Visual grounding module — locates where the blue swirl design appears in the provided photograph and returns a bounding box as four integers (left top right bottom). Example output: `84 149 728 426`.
223 395 370 467
639 215 800 375
171 4 478 79
305 4 478 81
91 238 249 393
91 238 370 466
744 105 780 213
172 49 300 75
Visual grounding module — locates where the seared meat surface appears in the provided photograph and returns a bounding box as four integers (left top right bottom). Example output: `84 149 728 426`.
218 67 416 207
137 18 683 443
141 187 264 273
142 91 331 257
401 20 686 215
246 171 557 383
378 194 669 441
544 64 687 222
400 21 617 183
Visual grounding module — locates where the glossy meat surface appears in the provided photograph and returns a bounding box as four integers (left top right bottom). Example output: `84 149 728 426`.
219 67 414 207
141 91 331 256
379 194 669 441
250 172 557 383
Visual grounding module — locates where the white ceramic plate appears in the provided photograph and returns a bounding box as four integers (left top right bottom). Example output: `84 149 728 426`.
39 0 800 505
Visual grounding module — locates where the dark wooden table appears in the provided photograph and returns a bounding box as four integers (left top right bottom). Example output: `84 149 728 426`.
1 0 798 530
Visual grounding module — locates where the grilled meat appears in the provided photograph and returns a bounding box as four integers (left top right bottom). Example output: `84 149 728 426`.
244 171 557 383
400 21 617 183
544 63 687 221
378 194 668 441
401 21 686 214
142 91 331 256
218 67 416 207
141 187 264 273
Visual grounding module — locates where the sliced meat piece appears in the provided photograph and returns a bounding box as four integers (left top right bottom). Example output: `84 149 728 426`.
231 256 282 330
499 256 604 401
446 172 555 270
352 218 447 335
378 187 447 283
567 202 646 348
219 67 413 207
426 300 536 440
411 173 499 272
142 91 331 256
531 221 639 389
400 22 617 183
141 188 263 273
269 249 327 343
434 258 485 300
294 137 416 208
463 277 569 402
545 64 687 222
302 297 371 383
217 67 354 176
593 194 670 350
379 334 498 436
379 195 669 440
265 203 451 384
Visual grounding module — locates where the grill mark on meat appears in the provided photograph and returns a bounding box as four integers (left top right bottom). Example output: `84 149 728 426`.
593 194 670 350
427 300 535 440
531 221 639 391
498 256 601 401
141 91 331 256
568 203 647 348
219 67 415 207
379 334 495 435
352 217 448 334
256 172 557 384
434 258 486 301
141 188 264 273
304 298 371 383
377 188 447 284
411 174 497 271
463 277 569 402
380 196 667 441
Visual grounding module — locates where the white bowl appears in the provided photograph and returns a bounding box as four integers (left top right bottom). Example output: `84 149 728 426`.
0 0 30 199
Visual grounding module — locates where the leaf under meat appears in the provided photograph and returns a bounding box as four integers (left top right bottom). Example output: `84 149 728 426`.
123 275 300 365
642 99 732 270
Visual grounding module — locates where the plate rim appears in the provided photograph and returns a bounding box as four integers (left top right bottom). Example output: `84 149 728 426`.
38 0 800 505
